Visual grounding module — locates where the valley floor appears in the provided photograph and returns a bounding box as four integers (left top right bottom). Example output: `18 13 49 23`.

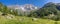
0 15 60 24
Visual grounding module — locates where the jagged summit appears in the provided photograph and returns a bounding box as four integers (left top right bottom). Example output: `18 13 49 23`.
7 4 38 11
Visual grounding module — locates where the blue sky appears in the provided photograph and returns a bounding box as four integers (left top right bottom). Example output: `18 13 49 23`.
0 0 60 7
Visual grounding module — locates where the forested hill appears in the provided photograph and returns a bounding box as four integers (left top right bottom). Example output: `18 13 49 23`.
29 2 60 18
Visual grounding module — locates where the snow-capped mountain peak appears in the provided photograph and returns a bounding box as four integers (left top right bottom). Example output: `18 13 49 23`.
7 4 38 11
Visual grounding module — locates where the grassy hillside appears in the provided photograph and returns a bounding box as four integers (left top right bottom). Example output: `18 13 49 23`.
0 16 55 24
0 12 59 24
0 12 57 24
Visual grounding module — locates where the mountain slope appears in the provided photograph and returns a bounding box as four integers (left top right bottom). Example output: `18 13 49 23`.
7 4 38 11
29 2 60 18
7 4 38 16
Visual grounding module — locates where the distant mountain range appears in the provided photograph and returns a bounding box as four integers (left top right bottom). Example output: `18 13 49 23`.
7 4 38 12
7 4 39 16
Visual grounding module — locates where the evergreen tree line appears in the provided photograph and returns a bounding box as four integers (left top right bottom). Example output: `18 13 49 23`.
0 2 30 16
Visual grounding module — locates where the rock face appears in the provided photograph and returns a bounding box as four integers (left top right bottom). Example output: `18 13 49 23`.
7 4 38 16
32 18 38 21
6 14 15 19
7 4 38 12
56 4 60 10
6 16 12 19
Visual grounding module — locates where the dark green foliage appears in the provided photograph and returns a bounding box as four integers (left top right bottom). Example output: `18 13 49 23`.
51 16 59 21
0 2 19 16
2 5 8 15
28 2 58 18
0 2 8 16
13 9 18 16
